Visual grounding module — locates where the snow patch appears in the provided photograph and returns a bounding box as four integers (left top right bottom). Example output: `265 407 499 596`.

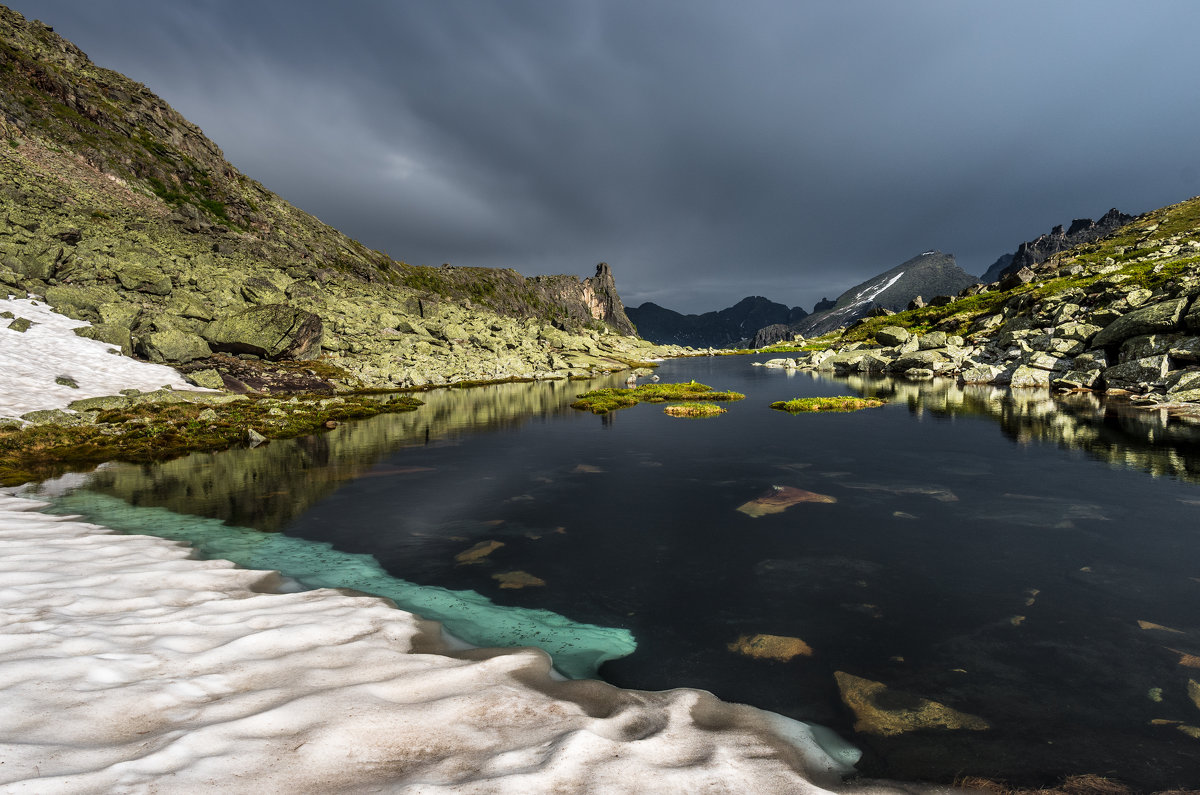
0 492 899 792
0 295 201 420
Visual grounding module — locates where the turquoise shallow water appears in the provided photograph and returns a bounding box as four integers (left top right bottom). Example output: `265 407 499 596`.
37 355 1200 790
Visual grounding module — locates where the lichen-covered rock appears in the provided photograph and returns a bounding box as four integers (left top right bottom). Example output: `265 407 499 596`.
917 331 947 350
1092 298 1188 348
875 326 910 347
7 316 31 332
136 328 212 364
44 285 120 320
1054 369 1103 389
1102 355 1170 391
959 364 1005 384
186 369 226 390
116 265 173 296
1010 365 1053 388
203 304 323 360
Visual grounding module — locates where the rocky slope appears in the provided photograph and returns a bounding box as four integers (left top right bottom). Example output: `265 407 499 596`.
791 251 979 337
979 208 1134 284
626 296 807 348
762 195 1200 407
0 6 664 392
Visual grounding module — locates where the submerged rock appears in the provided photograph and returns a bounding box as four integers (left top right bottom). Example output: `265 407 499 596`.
493 571 546 589
727 633 813 661
455 540 505 565
736 486 837 517
833 672 990 736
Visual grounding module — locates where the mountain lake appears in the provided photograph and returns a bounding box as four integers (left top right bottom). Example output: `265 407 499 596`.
26 353 1200 790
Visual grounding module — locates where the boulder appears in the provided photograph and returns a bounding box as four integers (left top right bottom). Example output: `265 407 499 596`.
1092 298 1188 348
917 331 948 350
7 316 31 332
44 285 120 319
1025 352 1071 372
241 276 284 304
203 304 323 360
1186 299 1200 332
959 364 1005 384
1165 370 1200 397
1009 365 1053 388
1168 337 1200 363
1102 355 1170 391
890 350 949 373
1120 333 1182 362
73 324 132 354
999 266 1036 291
116 265 173 296
1054 321 1102 343
134 328 211 364
1054 369 1103 389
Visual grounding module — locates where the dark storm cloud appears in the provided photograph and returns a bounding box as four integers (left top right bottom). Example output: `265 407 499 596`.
11 1 1200 311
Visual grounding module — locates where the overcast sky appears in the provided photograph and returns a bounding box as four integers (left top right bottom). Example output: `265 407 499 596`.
12 1 1200 312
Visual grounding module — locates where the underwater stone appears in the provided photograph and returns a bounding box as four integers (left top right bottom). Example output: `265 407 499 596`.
833 672 990 736
727 634 813 661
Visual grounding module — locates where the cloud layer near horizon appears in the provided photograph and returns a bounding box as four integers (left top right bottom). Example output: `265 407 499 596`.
13 1 1200 312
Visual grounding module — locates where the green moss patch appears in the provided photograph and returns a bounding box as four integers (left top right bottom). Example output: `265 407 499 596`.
770 396 886 413
0 393 422 486
571 381 745 414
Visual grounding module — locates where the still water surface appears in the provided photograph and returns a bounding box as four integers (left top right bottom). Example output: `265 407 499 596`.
40 355 1200 789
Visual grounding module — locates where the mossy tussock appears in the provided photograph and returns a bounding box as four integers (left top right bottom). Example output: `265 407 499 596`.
0 393 421 486
662 402 726 418
770 396 886 413
571 382 745 414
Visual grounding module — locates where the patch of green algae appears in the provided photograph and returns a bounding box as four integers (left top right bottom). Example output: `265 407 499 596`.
0 393 421 486
770 396 886 413
570 381 745 414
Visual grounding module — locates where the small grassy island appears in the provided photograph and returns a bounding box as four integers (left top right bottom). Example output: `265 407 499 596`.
571 382 745 414
770 396 886 413
663 402 726 418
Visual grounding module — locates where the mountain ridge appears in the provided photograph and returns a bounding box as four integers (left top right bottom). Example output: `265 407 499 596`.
626 295 807 348
0 5 658 392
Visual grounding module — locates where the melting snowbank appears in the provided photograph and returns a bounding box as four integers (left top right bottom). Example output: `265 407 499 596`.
0 295 199 419
0 493 934 793
46 489 636 681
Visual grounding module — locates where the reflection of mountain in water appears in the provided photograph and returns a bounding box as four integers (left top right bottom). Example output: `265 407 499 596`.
84 376 624 531
842 375 1200 483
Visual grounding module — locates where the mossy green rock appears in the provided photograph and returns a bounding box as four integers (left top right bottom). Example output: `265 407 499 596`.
7 316 31 332
44 285 120 319
20 408 83 426
69 395 132 411
203 304 323 360
116 265 173 296
73 324 133 353
136 328 212 364
186 369 226 390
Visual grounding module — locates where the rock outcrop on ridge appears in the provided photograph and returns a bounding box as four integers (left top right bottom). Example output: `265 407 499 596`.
790 251 978 337
979 208 1135 284
762 195 1200 408
626 295 808 348
0 6 666 392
